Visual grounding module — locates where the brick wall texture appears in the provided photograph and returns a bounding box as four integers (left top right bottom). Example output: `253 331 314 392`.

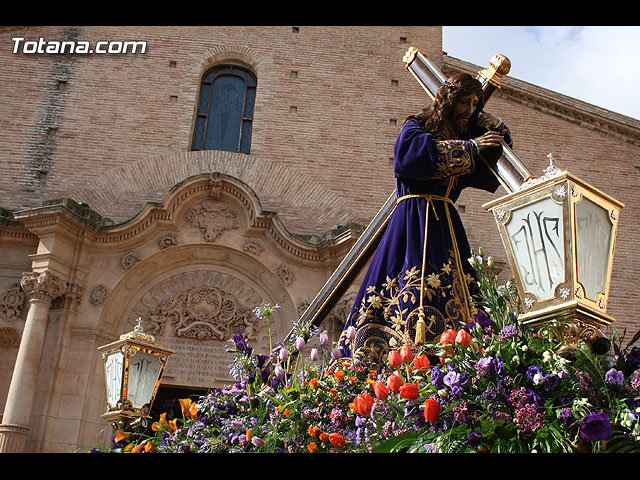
1 25 639 335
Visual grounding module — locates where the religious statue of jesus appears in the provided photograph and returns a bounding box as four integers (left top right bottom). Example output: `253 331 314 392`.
336 72 511 364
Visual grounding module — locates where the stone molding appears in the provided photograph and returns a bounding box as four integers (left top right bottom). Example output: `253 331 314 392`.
19 271 67 304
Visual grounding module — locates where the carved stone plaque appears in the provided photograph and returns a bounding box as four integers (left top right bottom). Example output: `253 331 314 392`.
127 270 266 389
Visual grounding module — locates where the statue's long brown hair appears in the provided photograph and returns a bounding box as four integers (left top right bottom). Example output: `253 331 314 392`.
406 72 484 138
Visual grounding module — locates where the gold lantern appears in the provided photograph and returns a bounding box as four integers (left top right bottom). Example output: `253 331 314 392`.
98 318 174 430
483 155 624 348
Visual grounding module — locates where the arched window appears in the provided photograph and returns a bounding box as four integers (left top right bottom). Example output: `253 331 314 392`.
192 65 256 154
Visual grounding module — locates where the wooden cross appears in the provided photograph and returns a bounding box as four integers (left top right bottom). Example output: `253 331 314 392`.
293 48 534 334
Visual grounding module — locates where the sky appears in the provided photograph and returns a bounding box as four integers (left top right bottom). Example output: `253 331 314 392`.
442 26 640 121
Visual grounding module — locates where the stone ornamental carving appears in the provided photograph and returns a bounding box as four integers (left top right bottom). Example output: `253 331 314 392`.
0 283 26 322
242 239 264 255
89 284 109 306
19 271 67 303
158 233 177 250
151 286 258 341
118 251 140 270
186 199 239 243
51 283 84 312
275 264 294 286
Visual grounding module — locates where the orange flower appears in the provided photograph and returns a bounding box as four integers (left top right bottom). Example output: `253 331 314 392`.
373 380 389 400
386 370 404 393
179 398 197 420
455 329 472 348
151 412 177 433
350 376 357 384
368 370 377 378
388 349 403 368
308 442 318 453
329 388 337 394
352 392 374 416
424 398 441 423
334 370 346 382
400 344 414 364
329 432 346 449
246 428 252 442
309 378 318 388
440 329 457 345
115 430 131 443
399 382 419 400
283 408 290 416
319 431 329 442
413 354 431 371
308 425 319 437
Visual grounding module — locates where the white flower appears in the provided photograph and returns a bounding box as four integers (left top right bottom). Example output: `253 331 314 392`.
533 373 544 385
438 389 448 398
346 325 357 341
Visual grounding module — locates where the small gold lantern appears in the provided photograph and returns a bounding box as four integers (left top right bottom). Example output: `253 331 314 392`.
483 155 624 346
98 318 174 430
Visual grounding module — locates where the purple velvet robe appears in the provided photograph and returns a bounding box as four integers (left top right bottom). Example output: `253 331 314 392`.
336 117 509 363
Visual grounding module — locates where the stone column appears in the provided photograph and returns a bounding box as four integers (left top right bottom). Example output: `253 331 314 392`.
0 271 67 453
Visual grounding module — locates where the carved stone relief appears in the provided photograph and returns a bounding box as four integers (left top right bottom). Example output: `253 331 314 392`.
126 270 267 389
89 284 109 306
119 251 140 270
0 283 26 322
186 199 238 243
275 264 294 286
158 233 177 250
242 239 264 255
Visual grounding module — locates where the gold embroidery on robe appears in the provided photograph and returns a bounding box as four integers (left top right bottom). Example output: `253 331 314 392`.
341 252 479 365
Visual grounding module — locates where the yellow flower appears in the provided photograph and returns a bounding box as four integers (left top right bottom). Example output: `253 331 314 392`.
151 412 177 433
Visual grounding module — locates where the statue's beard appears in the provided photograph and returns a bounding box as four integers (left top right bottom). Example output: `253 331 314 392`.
454 114 471 136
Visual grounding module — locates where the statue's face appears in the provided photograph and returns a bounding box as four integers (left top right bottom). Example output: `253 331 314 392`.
452 93 479 135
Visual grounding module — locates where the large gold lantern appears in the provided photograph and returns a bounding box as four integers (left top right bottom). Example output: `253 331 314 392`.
98 318 174 430
483 156 624 347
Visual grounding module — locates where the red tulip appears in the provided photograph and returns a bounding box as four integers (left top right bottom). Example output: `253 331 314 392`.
424 398 441 423
352 392 374 416
387 370 404 393
329 432 345 449
399 382 419 400
455 329 472 348
440 329 457 345
413 354 431 371
400 344 413 364
373 380 389 400
388 349 403 368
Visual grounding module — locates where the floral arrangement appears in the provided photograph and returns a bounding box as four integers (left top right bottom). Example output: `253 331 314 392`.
99 251 640 454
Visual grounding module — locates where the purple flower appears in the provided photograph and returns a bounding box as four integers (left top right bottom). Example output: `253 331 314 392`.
579 412 612 442
473 310 492 330
543 374 559 391
476 357 493 374
232 333 252 356
466 431 482 447
605 368 625 388
500 324 518 339
493 357 506 376
559 408 574 425
526 365 544 383
444 371 461 387
431 366 444 387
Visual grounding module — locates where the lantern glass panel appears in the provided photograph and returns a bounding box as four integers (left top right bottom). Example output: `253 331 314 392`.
575 196 613 300
127 351 162 409
505 196 565 301
104 351 124 408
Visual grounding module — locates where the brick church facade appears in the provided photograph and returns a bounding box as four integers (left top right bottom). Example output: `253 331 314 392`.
0 26 638 452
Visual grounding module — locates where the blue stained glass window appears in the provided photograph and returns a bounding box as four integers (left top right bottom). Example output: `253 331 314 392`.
192 65 256 154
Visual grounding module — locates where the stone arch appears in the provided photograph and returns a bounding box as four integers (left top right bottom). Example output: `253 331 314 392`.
97 243 295 388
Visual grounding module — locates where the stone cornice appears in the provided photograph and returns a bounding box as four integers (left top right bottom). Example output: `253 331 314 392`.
442 55 640 147
9 173 360 266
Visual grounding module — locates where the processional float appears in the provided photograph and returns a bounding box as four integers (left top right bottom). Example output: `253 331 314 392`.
294 47 623 350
